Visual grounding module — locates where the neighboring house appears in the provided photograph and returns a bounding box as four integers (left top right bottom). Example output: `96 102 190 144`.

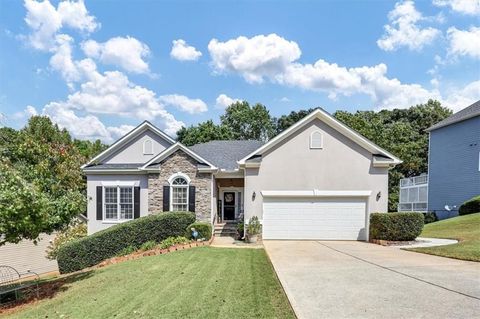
398 174 428 212
426 100 480 219
0 233 58 275
82 109 401 240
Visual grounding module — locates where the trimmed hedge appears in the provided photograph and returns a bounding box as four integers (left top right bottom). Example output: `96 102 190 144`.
370 212 424 241
186 222 212 240
459 195 480 216
423 212 438 224
57 212 195 273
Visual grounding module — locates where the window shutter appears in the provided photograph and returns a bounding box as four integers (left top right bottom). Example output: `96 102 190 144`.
163 186 170 212
134 186 140 219
188 185 196 212
96 186 103 220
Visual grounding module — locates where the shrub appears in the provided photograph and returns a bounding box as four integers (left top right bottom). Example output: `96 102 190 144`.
159 236 190 249
423 212 438 224
186 222 212 240
46 222 87 260
117 245 138 256
459 195 480 216
139 240 157 251
369 212 424 241
57 212 195 273
247 216 261 235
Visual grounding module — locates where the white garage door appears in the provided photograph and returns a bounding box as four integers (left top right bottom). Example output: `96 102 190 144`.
263 198 367 240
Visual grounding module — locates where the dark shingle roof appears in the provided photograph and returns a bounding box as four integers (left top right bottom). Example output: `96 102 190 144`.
189 140 264 170
84 163 143 170
427 100 480 131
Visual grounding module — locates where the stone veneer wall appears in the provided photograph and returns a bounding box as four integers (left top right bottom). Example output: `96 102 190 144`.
148 150 212 222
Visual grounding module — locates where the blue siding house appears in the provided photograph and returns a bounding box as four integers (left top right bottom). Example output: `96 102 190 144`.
427 100 480 219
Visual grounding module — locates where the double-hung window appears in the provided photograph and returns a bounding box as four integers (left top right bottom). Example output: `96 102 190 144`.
104 186 134 221
170 177 189 211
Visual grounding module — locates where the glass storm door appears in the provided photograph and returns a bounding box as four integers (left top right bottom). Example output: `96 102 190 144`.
223 192 236 220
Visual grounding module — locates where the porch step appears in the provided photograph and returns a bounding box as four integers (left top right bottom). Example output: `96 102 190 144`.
214 222 239 237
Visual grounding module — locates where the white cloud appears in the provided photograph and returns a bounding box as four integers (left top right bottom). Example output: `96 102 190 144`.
107 125 135 140
12 105 38 119
208 34 301 83
215 94 241 108
433 0 480 15
81 36 151 74
170 39 202 61
209 33 439 109
280 97 291 102
159 94 208 114
446 26 480 60
377 1 440 51
24 0 98 51
444 80 480 111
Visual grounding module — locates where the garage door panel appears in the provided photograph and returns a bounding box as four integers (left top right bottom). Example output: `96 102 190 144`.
262 198 367 240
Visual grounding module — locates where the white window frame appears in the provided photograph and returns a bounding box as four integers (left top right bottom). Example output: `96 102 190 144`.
143 139 154 155
168 173 190 212
103 186 134 222
310 131 323 149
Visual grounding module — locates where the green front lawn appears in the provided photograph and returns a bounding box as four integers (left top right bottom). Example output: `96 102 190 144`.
5 247 295 319
408 213 480 262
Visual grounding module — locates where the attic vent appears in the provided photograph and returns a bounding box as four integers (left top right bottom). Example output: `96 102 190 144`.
310 131 323 149
143 139 154 155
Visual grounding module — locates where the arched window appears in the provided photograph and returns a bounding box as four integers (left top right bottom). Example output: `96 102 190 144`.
143 139 154 155
169 173 190 211
310 131 323 149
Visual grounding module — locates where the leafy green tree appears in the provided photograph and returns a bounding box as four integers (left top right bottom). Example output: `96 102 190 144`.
275 107 318 133
0 116 87 245
177 120 233 146
74 139 108 160
220 101 276 141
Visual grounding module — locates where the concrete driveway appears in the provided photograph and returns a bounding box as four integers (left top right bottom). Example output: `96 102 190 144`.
264 241 480 319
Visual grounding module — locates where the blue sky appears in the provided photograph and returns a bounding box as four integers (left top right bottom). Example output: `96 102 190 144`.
0 0 479 142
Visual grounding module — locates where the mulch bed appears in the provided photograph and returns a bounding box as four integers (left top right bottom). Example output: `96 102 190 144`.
370 239 427 246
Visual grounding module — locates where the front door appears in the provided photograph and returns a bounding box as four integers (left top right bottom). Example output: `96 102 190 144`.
223 192 236 220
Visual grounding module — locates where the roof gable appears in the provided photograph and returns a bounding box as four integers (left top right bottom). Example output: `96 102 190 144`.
238 108 402 165
141 142 217 171
82 121 175 168
427 100 480 132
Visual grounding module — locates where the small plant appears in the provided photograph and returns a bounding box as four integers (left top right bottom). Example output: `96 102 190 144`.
139 240 157 251
423 212 437 224
185 222 212 240
236 221 244 239
117 245 138 256
46 222 87 260
247 216 261 235
159 236 190 249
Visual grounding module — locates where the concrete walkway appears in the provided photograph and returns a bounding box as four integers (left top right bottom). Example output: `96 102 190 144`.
264 240 480 319
210 236 263 249
392 237 458 249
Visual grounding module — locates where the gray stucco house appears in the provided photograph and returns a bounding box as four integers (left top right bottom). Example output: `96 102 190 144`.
82 109 401 240
426 100 480 219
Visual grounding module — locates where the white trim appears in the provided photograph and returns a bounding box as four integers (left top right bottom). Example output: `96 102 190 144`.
261 190 372 198
143 139 154 155
82 121 175 168
219 187 244 221
102 185 134 222
372 156 395 168
168 172 191 184
238 109 402 165
101 181 137 187
84 169 144 174
310 131 323 149
214 171 245 178
169 174 190 212
198 167 218 173
141 142 217 170
244 162 261 168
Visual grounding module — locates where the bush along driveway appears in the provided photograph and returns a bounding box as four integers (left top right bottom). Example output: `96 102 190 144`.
4 247 295 319
407 213 480 261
